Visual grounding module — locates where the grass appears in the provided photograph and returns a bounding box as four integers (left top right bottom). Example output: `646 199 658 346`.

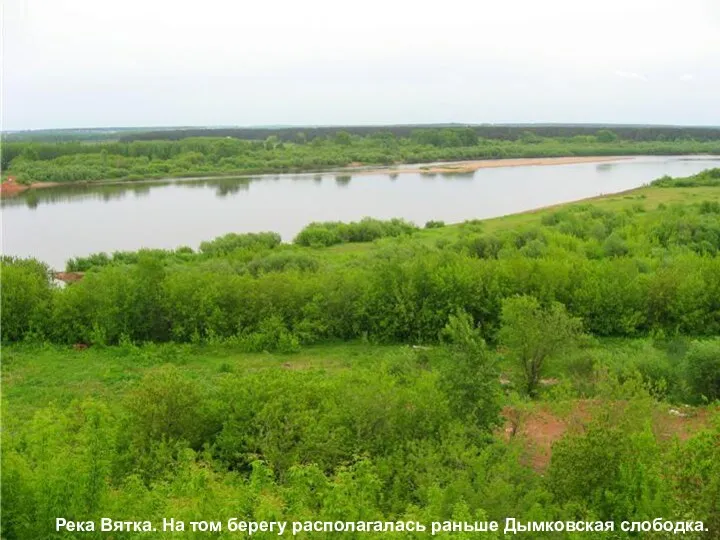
0 336 703 415
1 342 405 418
319 184 720 259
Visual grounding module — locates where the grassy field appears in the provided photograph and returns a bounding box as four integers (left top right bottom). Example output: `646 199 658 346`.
2 342 396 418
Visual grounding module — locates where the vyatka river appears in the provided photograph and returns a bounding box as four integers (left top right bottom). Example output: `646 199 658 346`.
2 155 718 269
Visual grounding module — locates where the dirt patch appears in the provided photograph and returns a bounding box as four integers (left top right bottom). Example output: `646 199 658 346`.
503 407 568 470
652 406 710 441
501 401 712 471
0 178 60 198
0 178 28 197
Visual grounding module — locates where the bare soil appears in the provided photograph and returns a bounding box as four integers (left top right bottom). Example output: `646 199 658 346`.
501 401 712 471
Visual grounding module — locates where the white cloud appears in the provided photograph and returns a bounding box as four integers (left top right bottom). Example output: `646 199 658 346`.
680 74 695 81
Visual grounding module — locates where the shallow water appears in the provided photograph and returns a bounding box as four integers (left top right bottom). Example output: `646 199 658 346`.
2 155 718 269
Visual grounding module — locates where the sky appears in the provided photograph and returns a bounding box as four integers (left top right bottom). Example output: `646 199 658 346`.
3 0 720 130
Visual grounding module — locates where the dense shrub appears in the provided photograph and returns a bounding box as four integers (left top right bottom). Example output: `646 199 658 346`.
0 257 54 341
237 315 302 353
246 251 320 276
684 339 720 403
294 218 418 247
548 404 666 521
125 365 210 449
67 247 197 272
424 220 445 229
199 231 281 255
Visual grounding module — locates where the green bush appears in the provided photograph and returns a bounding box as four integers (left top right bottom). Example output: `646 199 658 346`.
125 365 210 449
0 257 53 341
294 218 418 247
239 315 301 353
684 339 720 403
424 220 445 229
548 409 665 521
246 251 320 276
199 231 281 255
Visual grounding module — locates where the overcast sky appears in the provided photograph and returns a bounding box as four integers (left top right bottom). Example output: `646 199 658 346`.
3 0 719 130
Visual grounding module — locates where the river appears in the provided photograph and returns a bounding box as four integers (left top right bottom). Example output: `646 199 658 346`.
2 155 718 269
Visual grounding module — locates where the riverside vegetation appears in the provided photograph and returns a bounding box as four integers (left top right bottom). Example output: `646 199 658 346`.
3 127 720 185
2 168 720 538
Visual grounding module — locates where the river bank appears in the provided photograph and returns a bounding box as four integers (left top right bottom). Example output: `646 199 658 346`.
352 155 632 175
0 155 635 198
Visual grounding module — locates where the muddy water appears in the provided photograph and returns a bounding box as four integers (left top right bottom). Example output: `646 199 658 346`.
2 155 718 269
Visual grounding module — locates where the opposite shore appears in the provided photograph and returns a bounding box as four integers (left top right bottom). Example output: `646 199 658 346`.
0 155 634 197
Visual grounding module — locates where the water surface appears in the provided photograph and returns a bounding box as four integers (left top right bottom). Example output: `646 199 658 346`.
2 155 718 269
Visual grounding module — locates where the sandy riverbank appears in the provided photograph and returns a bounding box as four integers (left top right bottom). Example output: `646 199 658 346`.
350 156 632 176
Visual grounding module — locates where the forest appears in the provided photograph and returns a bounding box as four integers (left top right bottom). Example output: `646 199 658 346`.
2 167 719 538
6 124 720 143
3 127 720 184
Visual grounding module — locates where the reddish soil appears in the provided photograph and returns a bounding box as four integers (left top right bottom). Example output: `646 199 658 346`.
0 178 62 198
501 401 713 471
501 406 582 470
0 178 28 196
651 407 710 441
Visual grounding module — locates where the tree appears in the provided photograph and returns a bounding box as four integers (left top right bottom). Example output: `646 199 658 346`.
499 296 583 396
520 131 542 144
596 129 618 143
457 127 479 146
264 135 279 150
438 310 501 431
334 131 352 146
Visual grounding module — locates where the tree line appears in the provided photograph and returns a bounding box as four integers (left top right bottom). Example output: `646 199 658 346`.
4 132 720 184
117 124 720 143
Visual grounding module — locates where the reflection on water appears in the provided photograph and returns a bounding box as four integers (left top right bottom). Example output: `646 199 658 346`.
24 190 39 209
1 177 260 208
440 171 476 180
2 156 719 269
335 174 352 187
2 181 159 208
